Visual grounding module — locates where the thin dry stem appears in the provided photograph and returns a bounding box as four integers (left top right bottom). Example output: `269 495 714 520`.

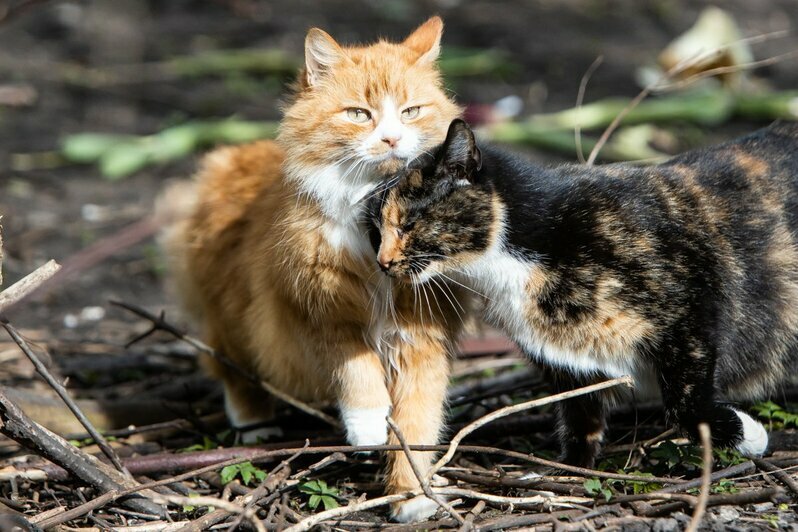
386 416 467 525
0 260 60 314
426 376 634 482
575 55 603 164
686 423 712 532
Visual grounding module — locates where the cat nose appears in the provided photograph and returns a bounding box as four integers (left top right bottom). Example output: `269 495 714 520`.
382 135 401 148
377 257 393 272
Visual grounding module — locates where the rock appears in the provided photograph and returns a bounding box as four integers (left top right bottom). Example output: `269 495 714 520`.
752 502 774 513
653 518 680 532
714 506 740 523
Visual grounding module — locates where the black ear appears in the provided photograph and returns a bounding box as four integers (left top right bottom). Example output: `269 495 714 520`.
438 119 482 180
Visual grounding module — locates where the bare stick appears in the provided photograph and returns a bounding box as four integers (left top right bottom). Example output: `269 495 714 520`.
0 260 60 314
753 458 798 499
386 416 466 525
575 55 603 164
433 487 590 507
457 500 485 532
152 494 265 532
0 387 164 517
6 442 685 486
686 423 712 532
284 491 421 532
1 320 130 477
111 300 341 429
426 376 633 482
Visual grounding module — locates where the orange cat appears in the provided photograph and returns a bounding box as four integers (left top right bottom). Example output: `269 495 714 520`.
160 18 465 521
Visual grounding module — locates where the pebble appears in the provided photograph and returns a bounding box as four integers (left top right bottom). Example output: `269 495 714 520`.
752 502 774 512
714 506 740 522
63 313 79 329
79 306 106 321
653 518 680 532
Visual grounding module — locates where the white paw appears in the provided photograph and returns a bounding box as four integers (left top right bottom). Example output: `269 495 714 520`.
340 405 390 447
733 410 769 456
239 426 284 444
391 495 438 523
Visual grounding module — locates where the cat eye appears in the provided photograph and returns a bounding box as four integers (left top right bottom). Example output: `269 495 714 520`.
401 106 421 121
346 108 372 123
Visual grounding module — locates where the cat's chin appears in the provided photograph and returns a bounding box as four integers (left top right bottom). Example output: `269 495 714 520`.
374 156 407 175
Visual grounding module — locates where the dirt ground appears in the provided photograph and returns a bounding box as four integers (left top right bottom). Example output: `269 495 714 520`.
1 1 798 530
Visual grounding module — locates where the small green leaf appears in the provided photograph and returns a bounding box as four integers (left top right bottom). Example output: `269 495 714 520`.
583 478 602 495
220 465 238 485
308 494 321 510
320 495 339 510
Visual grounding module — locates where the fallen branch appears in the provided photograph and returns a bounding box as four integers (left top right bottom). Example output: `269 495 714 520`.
152 493 265 532
753 458 798 499
426 376 634 482
0 260 60 314
2 320 129 476
0 387 165 518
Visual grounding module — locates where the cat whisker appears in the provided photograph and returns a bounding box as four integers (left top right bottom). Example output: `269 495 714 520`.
436 270 493 302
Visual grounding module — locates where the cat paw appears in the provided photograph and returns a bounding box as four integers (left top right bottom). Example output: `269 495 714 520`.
340 405 390 448
390 496 438 523
733 410 769 456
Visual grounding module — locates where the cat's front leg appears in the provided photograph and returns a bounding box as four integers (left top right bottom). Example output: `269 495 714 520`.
336 348 392 447
657 338 768 456
386 329 452 523
547 367 610 469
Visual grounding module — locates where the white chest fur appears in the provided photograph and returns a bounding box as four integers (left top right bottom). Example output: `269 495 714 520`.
459 245 645 382
293 163 379 256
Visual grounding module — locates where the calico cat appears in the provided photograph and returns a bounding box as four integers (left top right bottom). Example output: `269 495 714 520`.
371 119 798 468
160 19 465 521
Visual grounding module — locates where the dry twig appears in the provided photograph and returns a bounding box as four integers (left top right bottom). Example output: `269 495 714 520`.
1 320 129 476
426 376 634 482
387 416 467 525
686 423 711 532
0 260 60 314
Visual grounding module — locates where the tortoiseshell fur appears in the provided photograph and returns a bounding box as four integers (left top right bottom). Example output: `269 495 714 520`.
371 119 798 467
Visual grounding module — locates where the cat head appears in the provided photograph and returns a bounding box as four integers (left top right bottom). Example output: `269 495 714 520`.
370 119 499 282
279 17 461 181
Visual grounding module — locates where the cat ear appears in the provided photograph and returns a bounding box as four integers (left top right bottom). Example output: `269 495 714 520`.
439 119 482 180
402 16 443 65
305 28 346 86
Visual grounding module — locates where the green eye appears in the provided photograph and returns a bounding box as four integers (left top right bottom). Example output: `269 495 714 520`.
402 106 421 120
346 108 371 123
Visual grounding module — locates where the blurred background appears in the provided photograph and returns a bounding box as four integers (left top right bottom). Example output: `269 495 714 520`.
0 0 796 349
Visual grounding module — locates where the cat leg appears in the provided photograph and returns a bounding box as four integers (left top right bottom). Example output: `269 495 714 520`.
547 367 610 469
336 348 392 447
386 335 451 523
657 341 768 457
200 351 283 443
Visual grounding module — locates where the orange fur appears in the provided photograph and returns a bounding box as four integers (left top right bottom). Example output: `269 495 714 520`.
160 18 464 521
